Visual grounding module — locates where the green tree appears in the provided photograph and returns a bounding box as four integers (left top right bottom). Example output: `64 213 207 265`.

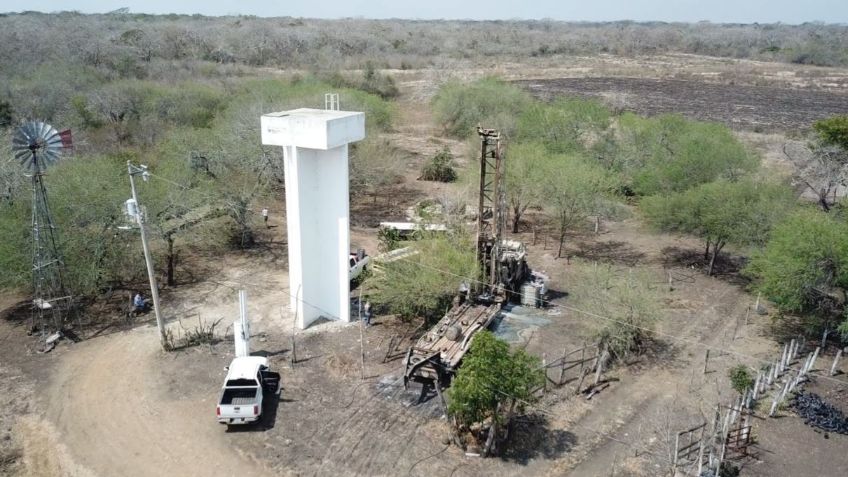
447 331 544 456
504 142 547 233
515 97 610 153
432 78 533 138
368 233 478 321
539 153 616 258
642 179 795 275
745 209 848 337
616 114 757 196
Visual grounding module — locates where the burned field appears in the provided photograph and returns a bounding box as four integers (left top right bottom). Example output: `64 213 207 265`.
514 77 848 131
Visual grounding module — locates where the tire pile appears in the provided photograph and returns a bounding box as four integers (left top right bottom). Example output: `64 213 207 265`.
790 392 848 435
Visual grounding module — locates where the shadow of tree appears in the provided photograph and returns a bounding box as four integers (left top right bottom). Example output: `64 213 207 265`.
499 413 578 464
661 246 751 287
574 240 645 267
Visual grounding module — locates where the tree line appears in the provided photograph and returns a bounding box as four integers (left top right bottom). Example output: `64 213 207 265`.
1 11 847 75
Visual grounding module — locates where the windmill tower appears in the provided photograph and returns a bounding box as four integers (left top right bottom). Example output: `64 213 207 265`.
12 121 69 335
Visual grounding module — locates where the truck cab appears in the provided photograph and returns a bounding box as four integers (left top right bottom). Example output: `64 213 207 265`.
349 249 370 282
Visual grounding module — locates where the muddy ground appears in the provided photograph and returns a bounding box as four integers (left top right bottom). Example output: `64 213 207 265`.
514 76 848 132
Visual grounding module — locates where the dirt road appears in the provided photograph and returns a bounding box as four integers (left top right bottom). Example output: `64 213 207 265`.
44 322 272 477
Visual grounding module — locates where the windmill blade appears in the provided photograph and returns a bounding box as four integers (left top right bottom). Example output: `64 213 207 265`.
12 121 64 171
12 135 29 150
46 134 63 147
36 121 47 141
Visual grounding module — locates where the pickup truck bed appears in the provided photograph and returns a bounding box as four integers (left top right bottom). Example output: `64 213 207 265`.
220 388 258 405
229 396 256 406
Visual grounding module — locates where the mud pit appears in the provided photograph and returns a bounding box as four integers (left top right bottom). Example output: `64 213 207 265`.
515 77 848 131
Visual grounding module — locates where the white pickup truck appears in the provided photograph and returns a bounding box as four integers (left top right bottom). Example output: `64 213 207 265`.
216 356 279 426
349 249 371 282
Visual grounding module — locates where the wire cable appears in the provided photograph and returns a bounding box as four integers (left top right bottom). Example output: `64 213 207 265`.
392 254 848 388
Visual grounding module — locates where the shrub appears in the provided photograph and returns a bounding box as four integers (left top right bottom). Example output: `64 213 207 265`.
515 97 611 153
369 234 477 321
377 226 402 253
420 147 457 182
570 264 662 362
813 115 848 151
728 365 754 395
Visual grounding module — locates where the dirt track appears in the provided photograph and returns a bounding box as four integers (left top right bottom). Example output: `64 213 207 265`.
45 326 271 477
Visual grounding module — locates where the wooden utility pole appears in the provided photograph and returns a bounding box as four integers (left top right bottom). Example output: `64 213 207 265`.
127 161 165 350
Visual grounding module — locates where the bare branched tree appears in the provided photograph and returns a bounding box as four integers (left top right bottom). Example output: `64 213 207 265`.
783 141 848 212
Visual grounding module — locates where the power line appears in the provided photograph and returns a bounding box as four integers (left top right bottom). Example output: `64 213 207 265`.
141 167 704 473
393 254 848 388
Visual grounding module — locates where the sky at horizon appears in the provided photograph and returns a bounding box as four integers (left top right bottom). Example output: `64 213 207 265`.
1 0 846 24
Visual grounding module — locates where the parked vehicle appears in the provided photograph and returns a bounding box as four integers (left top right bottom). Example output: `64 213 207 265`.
216 356 279 426
216 290 279 427
349 249 371 281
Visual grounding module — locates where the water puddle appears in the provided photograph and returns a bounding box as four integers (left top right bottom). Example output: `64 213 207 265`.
492 304 552 343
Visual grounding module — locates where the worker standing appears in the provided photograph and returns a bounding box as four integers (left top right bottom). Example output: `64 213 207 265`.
363 301 372 327
261 207 269 228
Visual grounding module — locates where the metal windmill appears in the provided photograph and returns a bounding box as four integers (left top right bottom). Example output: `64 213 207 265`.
12 121 69 335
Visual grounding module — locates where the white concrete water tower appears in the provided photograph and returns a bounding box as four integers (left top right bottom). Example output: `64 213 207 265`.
261 108 365 329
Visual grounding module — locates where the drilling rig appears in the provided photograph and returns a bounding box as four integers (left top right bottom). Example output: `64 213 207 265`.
402 127 541 388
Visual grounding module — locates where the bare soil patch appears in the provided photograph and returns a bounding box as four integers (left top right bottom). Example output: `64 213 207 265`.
514 76 848 132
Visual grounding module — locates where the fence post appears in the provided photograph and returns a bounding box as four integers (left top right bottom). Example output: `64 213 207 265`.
559 347 568 384
542 353 548 394
673 432 680 470
593 347 609 387
831 350 843 376
575 356 588 395
809 347 821 372
780 343 789 374
703 349 710 374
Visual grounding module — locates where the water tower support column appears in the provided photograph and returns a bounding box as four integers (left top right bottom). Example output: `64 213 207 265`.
261 109 365 329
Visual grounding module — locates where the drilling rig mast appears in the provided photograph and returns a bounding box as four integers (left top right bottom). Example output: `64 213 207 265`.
402 127 534 387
